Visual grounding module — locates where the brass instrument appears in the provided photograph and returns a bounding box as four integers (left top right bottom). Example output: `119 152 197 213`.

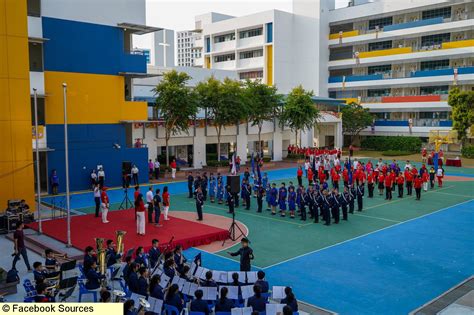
95 238 106 276
112 289 126 302
115 230 126 256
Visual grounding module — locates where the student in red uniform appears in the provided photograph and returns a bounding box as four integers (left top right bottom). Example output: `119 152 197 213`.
396 173 404 198
384 172 393 200
421 148 427 163
405 169 413 196
331 169 340 191
367 172 375 198
297 167 303 187
342 168 349 187
414 175 423 200
436 167 444 187
307 167 314 186
421 171 429 192
377 172 385 196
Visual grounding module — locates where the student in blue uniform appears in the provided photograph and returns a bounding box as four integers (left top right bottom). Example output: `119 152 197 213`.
278 183 287 217
256 184 265 213
357 183 364 211
247 285 266 312
148 239 160 269
243 180 252 210
329 188 340 224
150 274 164 300
137 267 149 297
134 247 148 268
105 239 121 268
281 287 298 312
348 184 356 214
339 187 350 221
297 186 306 221
85 261 105 290
255 270 269 293
187 172 194 198
265 184 272 211
164 284 184 314
215 287 235 312
209 174 216 203
270 183 278 215
201 173 208 201
190 290 210 315
305 186 315 222
217 179 224 204
319 190 331 226
262 173 268 191
288 186 296 219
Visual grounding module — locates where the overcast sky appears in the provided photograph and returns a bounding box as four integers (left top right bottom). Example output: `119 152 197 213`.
134 0 349 60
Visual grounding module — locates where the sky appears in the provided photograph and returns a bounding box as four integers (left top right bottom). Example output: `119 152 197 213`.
134 0 350 62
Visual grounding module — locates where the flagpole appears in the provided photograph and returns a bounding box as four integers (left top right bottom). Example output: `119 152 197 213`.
63 83 72 247
33 88 42 234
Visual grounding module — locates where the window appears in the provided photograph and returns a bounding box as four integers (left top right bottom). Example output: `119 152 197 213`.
368 64 392 75
329 46 353 61
368 17 393 30
29 42 43 72
420 86 449 95
214 53 235 63
329 68 352 77
330 22 354 34
421 33 450 46
30 97 45 125
239 71 264 80
419 112 448 119
214 33 235 43
420 60 449 71
374 112 388 120
422 7 451 20
368 89 390 97
239 28 263 39
368 40 392 51
27 0 41 17
239 49 263 59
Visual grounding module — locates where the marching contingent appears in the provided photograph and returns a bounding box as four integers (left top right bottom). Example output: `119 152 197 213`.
188 147 446 227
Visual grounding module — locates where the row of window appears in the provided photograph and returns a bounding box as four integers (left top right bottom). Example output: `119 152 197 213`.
366 86 449 97
214 50 264 63
374 112 449 119
214 33 235 43
213 28 263 43
239 71 264 80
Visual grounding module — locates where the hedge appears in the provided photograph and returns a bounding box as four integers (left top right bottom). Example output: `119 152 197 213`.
361 136 422 153
461 145 474 158
382 150 413 156
286 153 306 160
206 160 229 167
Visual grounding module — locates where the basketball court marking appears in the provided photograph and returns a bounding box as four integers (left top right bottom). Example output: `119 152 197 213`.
261 198 474 270
352 213 402 223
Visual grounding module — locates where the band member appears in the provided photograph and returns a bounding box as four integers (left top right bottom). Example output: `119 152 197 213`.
329 189 340 224
319 190 331 226
196 186 204 221
339 187 350 221
135 247 148 268
83 246 97 274
397 173 404 198
148 239 160 269
187 172 194 198
270 183 278 215
357 183 364 212
135 194 146 236
173 245 187 274
100 187 110 224
278 183 287 217
256 184 265 213
228 238 254 272
348 185 356 214
288 186 296 219
106 239 121 268
85 261 105 290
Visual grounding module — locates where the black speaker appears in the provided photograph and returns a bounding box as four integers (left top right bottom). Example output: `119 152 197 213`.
122 161 132 175
227 175 240 194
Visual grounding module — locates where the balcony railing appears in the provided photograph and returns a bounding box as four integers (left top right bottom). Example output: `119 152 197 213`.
374 120 452 127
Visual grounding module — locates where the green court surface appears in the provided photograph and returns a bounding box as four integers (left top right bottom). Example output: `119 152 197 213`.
70 173 474 268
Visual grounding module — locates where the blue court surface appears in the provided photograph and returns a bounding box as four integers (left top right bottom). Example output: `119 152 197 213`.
184 199 474 314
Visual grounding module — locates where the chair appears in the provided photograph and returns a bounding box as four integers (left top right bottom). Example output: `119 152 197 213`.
78 282 97 302
162 304 180 315
23 279 37 297
23 296 35 303
189 312 205 315
261 292 270 302
215 313 231 315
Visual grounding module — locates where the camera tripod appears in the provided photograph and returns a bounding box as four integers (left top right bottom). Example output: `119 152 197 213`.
222 208 246 246
119 188 133 210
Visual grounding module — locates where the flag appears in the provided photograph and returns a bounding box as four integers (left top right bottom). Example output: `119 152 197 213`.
342 76 346 90
251 153 255 177
256 158 262 184
339 31 343 44
193 253 202 266
231 153 237 175
453 68 458 85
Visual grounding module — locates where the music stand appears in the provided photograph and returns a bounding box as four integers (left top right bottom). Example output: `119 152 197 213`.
125 248 135 259
119 188 133 210
223 210 245 245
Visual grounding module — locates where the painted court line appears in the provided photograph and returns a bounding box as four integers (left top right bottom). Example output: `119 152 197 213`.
262 198 474 270
436 191 474 198
194 247 265 270
352 213 401 223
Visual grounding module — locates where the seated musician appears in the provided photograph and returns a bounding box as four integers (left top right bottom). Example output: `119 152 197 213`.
122 256 133 285
190 289 210 315
85 261 105 290
255 270 269 293
44 249 59 271
137 267 149 297
134 247 148 268
20 199 30 211
201 271 217 287
105 240 121 268
149 275 164 300
34 283 55 302
148 239 160 269
83 246 97 274
33 262 59 283
163 258 176 279
127 263 140 293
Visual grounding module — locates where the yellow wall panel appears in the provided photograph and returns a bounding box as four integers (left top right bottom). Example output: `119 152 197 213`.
0 121 13 161
12 160 35 203
6 36 29 79
0 35 7 78
329 30 359 40
0 161 15 200
266 45 273 86
5 0 27 37
11 120 33 162
359 47 412 58
0 0 6 36
442 39 474 49
45 71 148 124
8 78 30 121
0 78 11 119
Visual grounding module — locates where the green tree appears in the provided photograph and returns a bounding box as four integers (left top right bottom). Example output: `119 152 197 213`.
196 77 249 161
341 102 373 145
244 80 283 155
279 85 320 146
448 87 474 146
153 70 198 166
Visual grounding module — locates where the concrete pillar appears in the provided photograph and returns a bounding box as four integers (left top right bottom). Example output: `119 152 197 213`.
272 127 283 161
248 140 256 155
236 123 248 164
335 121 343 148
300 128 314 147
193 127 206 169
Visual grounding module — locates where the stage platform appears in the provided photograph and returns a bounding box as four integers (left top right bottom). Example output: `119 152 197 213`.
29 209 229 253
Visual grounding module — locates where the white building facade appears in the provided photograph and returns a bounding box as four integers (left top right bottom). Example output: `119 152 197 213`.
177 31 201 67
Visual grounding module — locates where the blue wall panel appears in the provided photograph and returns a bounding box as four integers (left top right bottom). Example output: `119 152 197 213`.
46 124 149 193
383 17 443 32
328 74 383 83
266 22 273 43
439 120 453 127
374 120 409 127
42 17 146 75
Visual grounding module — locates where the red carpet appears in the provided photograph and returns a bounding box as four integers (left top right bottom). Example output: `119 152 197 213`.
29 209 229 253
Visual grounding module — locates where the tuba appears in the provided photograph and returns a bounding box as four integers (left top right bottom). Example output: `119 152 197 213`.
115 230 127 256
95 238 106 276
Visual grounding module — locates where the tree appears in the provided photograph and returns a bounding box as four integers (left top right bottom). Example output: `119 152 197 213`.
196 77 249 161
341 102 373 145
153 70 198 166
244 80 283 155
448 87 474 146
279 85 320 146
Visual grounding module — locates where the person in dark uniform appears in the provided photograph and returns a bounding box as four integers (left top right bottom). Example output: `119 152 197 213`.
348 185 356 214
148 239 160 269
195 186 204 221
339 186 350 221
305 186 315 220
319 190 331 226
187 172 194 198
329 189 340 224
105 239 121 268
228 238 254 271
297 186 306 221
243 180 251 210
194 172 201 197
357 183 364 212
256 184 264 213
201 173 208 201
226 185 235 214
